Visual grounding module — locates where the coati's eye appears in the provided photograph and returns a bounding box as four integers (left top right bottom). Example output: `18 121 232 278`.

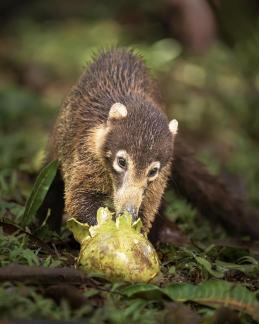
148 167 159 178
113 150 128 173
117 157 127 169
147 161 160 180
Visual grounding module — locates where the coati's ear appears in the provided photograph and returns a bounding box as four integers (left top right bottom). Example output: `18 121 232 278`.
169 119 178 137
108 103 127 122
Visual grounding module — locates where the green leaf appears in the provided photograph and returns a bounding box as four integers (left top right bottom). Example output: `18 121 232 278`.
216 260 259 276
123 299 148 318
122 283 161 299
162 280 259 321
121 280 259 320
194 255 224 278
20 160 58 227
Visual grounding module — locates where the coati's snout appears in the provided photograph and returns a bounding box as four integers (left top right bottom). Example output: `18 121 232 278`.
112 149 161 220
97 102 178 221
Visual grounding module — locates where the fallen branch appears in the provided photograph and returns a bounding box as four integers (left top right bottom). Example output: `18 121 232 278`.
0 264 90 284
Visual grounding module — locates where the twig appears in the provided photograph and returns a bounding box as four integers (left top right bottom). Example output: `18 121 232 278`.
0 264 126 296
0 264 89 284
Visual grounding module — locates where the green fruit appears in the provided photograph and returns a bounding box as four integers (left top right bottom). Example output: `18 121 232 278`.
66 207 160 282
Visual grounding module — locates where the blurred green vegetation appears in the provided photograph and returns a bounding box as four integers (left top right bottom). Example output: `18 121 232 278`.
1 1 259 322
1 15 259 209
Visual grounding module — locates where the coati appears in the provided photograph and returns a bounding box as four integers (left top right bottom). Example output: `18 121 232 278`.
47 49 178 232
42 48 259 239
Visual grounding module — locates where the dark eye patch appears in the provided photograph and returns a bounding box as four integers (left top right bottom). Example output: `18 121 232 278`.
117 157 127 169
148 167 159 178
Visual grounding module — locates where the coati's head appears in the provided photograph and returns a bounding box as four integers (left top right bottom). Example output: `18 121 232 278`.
95 100 178 220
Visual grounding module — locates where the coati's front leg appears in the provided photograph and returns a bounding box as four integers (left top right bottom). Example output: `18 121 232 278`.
63 158 111 225
65 187 108 225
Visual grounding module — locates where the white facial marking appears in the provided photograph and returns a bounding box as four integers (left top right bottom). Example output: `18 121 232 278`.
92 125 108 158
169 119 178 135
112 152 144 216
109 103 128 120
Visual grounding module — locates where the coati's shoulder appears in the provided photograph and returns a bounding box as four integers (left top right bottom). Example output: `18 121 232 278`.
73 48 163 109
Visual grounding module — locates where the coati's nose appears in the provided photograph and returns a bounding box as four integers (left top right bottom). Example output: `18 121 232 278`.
124 204 138 221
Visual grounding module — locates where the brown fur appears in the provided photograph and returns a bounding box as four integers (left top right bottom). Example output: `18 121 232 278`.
47 49 175 231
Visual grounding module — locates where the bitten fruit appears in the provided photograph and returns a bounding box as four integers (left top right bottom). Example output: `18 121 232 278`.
67 207 160 282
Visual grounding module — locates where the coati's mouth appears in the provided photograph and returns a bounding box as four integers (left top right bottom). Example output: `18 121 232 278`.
102 190 141 221
113 184 143 221
119 205 138 219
